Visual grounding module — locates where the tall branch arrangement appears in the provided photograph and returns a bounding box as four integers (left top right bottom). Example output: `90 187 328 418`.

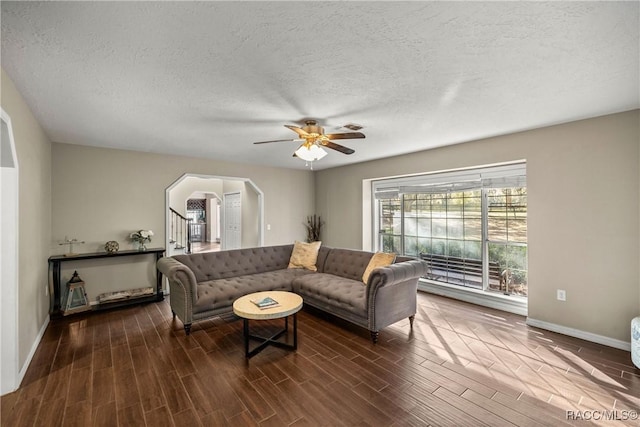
304 215 325 243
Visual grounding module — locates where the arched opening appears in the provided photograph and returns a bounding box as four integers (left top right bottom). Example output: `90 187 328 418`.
164 173 264 258
1 109 20 395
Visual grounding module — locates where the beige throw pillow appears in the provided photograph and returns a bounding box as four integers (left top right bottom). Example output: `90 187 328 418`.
362 252 397 284
288 240 322 271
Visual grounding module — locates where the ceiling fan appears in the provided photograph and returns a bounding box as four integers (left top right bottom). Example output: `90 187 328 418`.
253 120 365 164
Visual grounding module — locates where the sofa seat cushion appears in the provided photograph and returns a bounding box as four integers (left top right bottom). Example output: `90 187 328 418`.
194 269 313 314
293 273 367 317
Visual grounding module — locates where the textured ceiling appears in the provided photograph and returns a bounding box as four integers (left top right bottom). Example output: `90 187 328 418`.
1 2 638 170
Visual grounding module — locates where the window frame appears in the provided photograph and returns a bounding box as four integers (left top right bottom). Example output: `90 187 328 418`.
372 162 527 296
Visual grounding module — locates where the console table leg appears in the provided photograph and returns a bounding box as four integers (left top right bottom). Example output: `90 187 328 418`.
155 252 164 301
52 260 61 314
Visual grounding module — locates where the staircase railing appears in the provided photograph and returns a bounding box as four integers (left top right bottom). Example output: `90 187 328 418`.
169 207 192 254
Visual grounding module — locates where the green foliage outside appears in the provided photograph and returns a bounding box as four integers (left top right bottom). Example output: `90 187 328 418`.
379 187 528 286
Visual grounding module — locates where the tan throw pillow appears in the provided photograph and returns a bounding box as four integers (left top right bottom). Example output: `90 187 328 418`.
288 240 322 271
362 252 396 284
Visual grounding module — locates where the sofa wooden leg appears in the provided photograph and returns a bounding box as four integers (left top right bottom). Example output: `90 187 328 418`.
184 324 192 335
370 331 379 344
409 315 415 328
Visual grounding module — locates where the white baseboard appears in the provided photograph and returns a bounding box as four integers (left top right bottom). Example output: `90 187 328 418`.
526 317 631 352
17 315 50 388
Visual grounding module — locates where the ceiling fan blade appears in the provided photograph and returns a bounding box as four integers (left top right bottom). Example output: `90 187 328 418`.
321 140 355 155
284 125 310 138
324 131 366 140
253 138 298 144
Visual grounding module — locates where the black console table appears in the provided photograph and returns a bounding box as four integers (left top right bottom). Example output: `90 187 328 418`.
48 248 165 316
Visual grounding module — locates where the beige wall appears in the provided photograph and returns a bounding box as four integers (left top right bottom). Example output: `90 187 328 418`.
315 110 640 343
1 69 52 369
52 143 314 250
51 142 314 300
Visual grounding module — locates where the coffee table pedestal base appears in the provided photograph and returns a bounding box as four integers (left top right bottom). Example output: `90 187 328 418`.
243 313 298 359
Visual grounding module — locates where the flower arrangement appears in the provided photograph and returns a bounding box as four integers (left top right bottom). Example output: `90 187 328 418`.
130 229 154 250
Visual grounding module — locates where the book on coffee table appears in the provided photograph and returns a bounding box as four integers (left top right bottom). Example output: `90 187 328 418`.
251 296 280 309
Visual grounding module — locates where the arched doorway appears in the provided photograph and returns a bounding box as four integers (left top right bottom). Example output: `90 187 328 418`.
1 109 19 395
165 173 264 257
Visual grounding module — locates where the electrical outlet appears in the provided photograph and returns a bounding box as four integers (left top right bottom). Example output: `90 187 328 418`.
45 285 48 296
267 224 271 231
557 289 566 301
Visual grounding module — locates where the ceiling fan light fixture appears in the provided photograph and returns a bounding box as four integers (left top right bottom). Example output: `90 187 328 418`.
295 143 327 162
254 119 364 164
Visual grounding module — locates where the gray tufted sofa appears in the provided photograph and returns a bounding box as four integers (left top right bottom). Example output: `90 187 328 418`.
157 244 428 342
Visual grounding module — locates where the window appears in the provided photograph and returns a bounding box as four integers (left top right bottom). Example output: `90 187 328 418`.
187 198 206 242
374 163 527 297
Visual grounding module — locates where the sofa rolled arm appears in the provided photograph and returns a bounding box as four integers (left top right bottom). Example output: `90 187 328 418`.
157 257 199 306
367 259 429 291
365 259 429 332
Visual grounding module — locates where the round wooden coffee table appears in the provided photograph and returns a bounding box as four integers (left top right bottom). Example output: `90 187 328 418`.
233 291 303 359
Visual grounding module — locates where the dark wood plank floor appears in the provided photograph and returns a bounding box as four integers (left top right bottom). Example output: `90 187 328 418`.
2 292 639 426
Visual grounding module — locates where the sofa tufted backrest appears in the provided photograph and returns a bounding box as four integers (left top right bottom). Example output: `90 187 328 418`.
322 248 374 281
173 244 294 282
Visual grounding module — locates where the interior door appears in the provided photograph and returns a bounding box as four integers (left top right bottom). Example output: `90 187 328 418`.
222 191 241 250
